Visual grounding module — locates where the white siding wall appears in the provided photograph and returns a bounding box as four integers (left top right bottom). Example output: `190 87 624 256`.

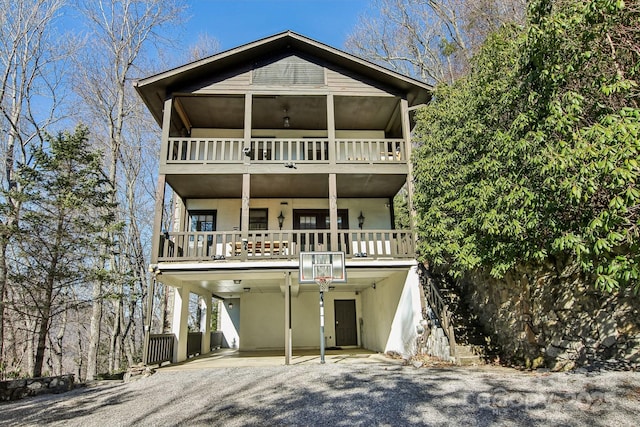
360 270 406 353
360 267 423 358
239 292 284 350
383 266 422 358
238 289 362 350
185 198 391 231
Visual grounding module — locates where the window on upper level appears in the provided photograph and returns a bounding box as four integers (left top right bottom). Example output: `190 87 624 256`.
189 210 216 233
188 210 216 247
248 208 268 230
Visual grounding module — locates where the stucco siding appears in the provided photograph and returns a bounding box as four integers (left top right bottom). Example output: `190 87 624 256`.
238 289 362 350
239 292 284 350
360 271 406 353
184 198 392 232
383 266 422 357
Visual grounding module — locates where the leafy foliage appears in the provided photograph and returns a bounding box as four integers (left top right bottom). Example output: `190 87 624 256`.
11 125 118 376
414 0 640 292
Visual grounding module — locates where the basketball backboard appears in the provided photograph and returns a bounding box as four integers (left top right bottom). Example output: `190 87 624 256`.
299 252 346 284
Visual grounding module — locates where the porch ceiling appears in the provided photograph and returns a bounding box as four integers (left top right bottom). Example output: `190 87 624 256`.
157 264 410 299
166 174 407 199
172 95 401 136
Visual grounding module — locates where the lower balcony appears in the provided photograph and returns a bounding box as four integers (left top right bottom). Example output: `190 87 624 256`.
157 230 415 262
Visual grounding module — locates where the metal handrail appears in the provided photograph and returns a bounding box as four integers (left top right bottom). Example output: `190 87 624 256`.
418 265 456 358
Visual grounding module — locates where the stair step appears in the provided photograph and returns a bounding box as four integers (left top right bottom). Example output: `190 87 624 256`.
457 355 484 366
454 345 486 366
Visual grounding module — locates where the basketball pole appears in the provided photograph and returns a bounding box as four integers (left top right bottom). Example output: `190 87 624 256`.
319 289 325 364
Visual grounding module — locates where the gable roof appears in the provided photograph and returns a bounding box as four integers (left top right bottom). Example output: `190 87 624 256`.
134 30 432 126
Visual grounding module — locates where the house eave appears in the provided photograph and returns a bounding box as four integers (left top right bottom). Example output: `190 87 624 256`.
134 30 432 127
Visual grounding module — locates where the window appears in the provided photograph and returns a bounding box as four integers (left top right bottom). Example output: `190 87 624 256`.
188 210 216 252
249 208 268 230
293 210 349 229
298 215 317 230
189 210 216 232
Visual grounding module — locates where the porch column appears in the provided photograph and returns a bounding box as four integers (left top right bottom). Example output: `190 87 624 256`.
241 173 250 259
171 285 190 363
284 272 292 365
400 98 416 230
150 174 166 264
175 194 186 232
151 98 172 263
241 93 252 258
244 93 252 145
159 97 172 167
200 293 212 355
329 173 338 251
327 94 336 164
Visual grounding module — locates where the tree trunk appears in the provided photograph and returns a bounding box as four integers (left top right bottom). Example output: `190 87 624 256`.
75 309 84 381
0 242 7 379
33 234 59 377
85 281 102 380
108 281 122 373
54 308 68 376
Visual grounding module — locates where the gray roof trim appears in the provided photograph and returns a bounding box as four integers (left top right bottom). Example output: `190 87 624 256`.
134 31 432 125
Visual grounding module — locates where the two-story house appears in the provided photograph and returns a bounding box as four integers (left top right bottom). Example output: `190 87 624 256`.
135 31 432 364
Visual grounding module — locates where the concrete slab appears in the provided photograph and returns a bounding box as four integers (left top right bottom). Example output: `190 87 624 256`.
158 348 404 370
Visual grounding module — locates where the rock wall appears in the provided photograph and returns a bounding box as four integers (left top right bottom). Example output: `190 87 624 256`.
0 374 75 401
457 258 640 370
422 326 454 362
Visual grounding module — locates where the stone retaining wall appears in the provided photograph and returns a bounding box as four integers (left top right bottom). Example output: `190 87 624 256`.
422 326 454 362
0 374 75 401
458 257 640 370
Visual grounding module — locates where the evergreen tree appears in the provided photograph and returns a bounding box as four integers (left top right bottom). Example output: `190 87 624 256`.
12 125 116 377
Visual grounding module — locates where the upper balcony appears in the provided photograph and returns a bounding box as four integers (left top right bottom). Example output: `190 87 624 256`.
164 137 406 166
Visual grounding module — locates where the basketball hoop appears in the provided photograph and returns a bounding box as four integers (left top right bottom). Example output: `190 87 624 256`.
313 264 333 293
299 252 346 364
315 276 332 293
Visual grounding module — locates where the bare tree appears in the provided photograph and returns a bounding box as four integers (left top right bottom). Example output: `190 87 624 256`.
345 0 526 84
0 0 73 379
186 32 221 62
74 0 186 380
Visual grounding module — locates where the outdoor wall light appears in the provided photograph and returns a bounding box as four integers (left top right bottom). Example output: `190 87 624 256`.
243 287 251 292
233 279 242 285
372 282 376 290
358 211 365 229
278 211 285 229
283 109 290 128
228 302 233 309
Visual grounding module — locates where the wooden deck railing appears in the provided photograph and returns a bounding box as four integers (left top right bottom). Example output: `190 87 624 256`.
147 334 175 365
158 229 415 262
211 331 223 350
165 138 406 164
187 332 202 358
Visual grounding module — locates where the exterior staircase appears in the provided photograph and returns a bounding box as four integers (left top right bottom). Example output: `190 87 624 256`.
454 345 485 366
417 264 493 366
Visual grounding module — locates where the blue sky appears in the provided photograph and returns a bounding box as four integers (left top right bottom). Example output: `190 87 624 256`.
185 0 371 51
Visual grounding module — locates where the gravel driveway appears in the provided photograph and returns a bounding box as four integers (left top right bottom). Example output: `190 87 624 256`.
1 363 639 426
